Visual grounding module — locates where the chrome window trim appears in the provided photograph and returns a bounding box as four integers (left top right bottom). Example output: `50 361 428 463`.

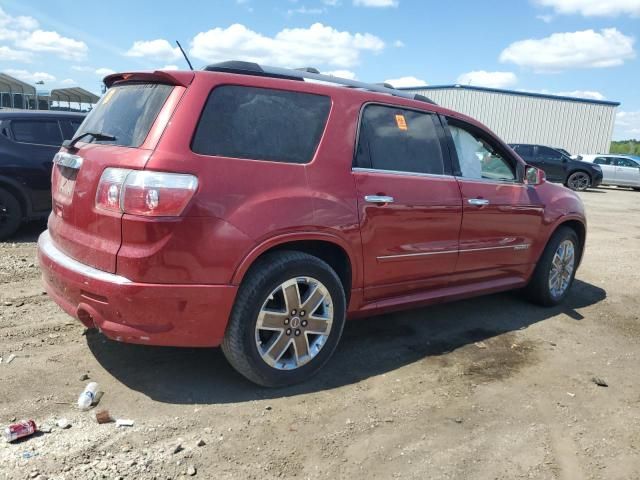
38 230 132 285
377 243 530 261
352 167 454 180
454 176 526 187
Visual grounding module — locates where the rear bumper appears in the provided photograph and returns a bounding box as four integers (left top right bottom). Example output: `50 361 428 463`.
37 230 237 347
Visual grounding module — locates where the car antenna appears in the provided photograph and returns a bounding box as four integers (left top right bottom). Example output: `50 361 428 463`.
175 40 193 71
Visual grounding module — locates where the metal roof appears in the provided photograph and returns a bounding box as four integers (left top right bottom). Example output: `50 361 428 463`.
0 73 36 95
49 87 99 104
396 84 620 107
0 110 85 119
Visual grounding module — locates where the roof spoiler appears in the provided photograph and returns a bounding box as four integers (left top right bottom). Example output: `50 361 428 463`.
103 70 195 88
203 61 437 105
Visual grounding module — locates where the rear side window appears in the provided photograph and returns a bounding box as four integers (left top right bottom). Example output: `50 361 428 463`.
76 83 173 148
192 85 331 164
11 120 63 146
355 105 444 175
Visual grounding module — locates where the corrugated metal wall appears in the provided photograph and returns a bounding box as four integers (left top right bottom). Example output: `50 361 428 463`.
404 87 617 155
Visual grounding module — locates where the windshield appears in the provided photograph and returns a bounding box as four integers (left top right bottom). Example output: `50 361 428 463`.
75 83 173 148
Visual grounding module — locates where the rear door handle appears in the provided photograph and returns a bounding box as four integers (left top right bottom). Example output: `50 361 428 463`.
468 198 490 206
365 195 394 204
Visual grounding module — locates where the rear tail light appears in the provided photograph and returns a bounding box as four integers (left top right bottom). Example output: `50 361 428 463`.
96 168 198 216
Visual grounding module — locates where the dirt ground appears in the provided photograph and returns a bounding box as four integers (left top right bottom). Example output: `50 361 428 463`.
0 186 639 480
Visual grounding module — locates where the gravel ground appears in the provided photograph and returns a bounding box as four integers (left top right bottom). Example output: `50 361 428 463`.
0 187 639 480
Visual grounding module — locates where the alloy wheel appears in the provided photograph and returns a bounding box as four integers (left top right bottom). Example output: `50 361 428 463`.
568 172 590 191
255 276 334 370
548 239 575 299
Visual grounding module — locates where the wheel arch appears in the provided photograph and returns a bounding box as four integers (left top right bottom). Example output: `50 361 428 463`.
547 217 586 268
231 233 359 299
0 175 31 219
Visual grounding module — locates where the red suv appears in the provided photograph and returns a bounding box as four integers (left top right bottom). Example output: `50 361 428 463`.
38 62 586 387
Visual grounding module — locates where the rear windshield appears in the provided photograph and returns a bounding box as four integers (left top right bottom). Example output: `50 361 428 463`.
75 83 173 148
191 85 331 164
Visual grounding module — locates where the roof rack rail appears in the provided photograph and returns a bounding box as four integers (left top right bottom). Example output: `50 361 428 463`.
203 61 437 105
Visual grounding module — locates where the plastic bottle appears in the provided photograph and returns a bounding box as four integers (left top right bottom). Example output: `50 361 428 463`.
77 382 99 410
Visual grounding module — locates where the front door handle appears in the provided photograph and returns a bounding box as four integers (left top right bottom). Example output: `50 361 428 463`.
468 198 490 206
365 195 395 204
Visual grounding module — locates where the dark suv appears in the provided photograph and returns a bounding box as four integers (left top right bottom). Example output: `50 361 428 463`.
39 63 587 387
509 143 602 191
0 111 84 239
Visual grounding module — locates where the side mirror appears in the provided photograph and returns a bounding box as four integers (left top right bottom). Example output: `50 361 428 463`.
525 166 545 185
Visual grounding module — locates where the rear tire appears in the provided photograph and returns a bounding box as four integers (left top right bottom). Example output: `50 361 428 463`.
222 250 346 387
633 187 640 192
525 226 579 306
565 171 591 191
0 187 22 241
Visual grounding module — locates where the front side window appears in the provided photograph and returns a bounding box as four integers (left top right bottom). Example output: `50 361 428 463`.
614 158 638 168
537 146 564 162
11 120 63 146
449 124 515 181
192 85 331 164
354 105 444 175
594 157 611 165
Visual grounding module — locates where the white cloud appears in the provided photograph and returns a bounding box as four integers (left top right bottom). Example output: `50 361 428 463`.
322 69 357 79
614 111 640 139
519 88 606 101
0 7 86 61
287 7 325 15
393 39 405 48
500 28 635 72
60 78 76 86
21 30 88 61
189 23 384 68
71 65 94 72
162 64 179 70
4 69 55 83
457 70 518 88
534 0 640 17
384 76 428 88
536 14 554 22
353 0 399 6
0 45 31 62
125 39 181 61
556 90 606 100
95 67 115 76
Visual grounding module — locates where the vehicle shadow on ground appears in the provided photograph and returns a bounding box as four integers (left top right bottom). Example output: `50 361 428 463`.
86 279 605 404
4 220 46 244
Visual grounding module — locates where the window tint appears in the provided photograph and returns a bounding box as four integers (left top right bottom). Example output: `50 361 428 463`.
192 86 331 164
594 157 611 165
615 157 638 167
11 120 62 146
514 145 534 158
355 105 444 175
537 146 564 162
449 125 515 181
70 120 82 132
76 83 173 148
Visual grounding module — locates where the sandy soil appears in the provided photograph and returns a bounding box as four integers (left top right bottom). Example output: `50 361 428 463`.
0 187 639 480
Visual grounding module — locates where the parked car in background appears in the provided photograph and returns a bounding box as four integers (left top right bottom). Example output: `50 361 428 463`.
510 143 602 191
38 63 587 387
0 111 84 240
580 154 640 191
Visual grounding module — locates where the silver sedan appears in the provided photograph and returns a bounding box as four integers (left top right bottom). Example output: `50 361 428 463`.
580 154 640 191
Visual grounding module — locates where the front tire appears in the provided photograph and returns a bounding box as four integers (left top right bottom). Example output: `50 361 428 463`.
222 250 346 387
0 187 22 241
566 171 591 191
525 226 579 306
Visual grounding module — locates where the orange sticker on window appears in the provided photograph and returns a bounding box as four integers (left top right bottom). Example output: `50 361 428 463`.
395 114 408 131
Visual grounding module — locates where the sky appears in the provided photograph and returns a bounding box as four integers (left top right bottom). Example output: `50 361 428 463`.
0 0 639 139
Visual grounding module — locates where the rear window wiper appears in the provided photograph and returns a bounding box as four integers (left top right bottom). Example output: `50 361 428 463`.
63 131 116 150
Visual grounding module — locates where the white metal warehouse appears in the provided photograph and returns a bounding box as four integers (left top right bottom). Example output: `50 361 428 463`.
399 85 620 155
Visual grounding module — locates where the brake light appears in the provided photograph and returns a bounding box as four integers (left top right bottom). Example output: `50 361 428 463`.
96 168 198 216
